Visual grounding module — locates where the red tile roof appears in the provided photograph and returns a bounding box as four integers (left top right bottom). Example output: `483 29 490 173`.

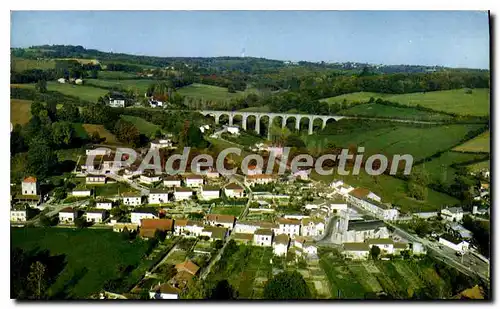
140 219 173 231
349 188 370 199
205 214 235 224
23 176 37 183
175 260 200 276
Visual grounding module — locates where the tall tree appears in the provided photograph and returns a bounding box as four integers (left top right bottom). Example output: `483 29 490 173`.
263 271 311 299
35 79 47 93
27 261 47 299
26 138 58 180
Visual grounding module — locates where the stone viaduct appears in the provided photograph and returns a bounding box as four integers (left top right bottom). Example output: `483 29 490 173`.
199 110 345 139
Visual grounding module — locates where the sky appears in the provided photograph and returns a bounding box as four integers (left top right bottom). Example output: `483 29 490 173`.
11 11 490 69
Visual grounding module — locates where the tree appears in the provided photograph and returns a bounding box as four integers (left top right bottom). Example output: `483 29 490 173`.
26 138 58 180
74 217 87 229
227 84 236 93
52 121 75 147
208 280 237 299
59 104 81 122
263 271 311 299
27 261 47 299
407 169 429 201
39 214 53 227
90 131 102 144
30 100 44 117
35 79 47 93
370 245 381 260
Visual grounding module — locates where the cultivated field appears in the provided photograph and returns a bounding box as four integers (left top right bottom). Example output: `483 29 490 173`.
82 124 119 144
466 160 490 173
319 251 454 299
96 71 139 79
304 121 485 162
10 99 32 125
12 82 108 102
339 103 454 121
11 57 56 72
177 83 247 102
321 89 490 116
210 206 245 217
86 78 155 93
120 115 161 136
452 131 490 153
11 228 151 299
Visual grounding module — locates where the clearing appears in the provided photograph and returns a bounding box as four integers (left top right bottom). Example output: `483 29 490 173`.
82 124 119 144
10 99 32 125
120 115 161 136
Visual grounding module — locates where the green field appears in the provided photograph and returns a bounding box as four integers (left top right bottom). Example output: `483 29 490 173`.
205 245 274 299
466 160 490 173
12 82 108 102
311 170 458 213
321 89 490 116
11 57 56 72
86 78 156 94
305 121 484 162
71 123 90 139
91 182 136 197
10 99 32 125
239 105 271 112
82 124 119 144
177 83 247 101
413 151 489 187
339 103 454 122
120 115 161 136
453 131 490 153
97 71 139 79
319 252 458 299
11 228 151 299
210 206 245 217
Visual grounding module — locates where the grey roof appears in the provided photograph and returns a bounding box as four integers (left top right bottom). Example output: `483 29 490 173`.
347 220 386 231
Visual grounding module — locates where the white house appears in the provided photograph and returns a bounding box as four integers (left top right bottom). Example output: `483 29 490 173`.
254 229 273 246
85 210 107 223
342 243 370 260
174 187 193 201
148 189 169 204
330 179 344 189
150 139 173 150
226 126 240 135
149 284 180 300
337 184 354 197
86 147 111 156
163 176 181 188
300 218 325 237
10 208 27 222
200 186 220 200
449 222 473 239
273 234 290 256
441 207 464 222
86 174 106 185
140 172 162 184
277 218 301 239
293 237 318 258
224 183 245 198
201 226 228 241
131 208 158 225
59 207 77 223
366 238 395 255
74 78 83 85
185 175 204 187
57 78 66 84
122 192 143 206
246 164 263 176
109 96 126 108
96 200 113 210
439 236 470 253
72 189 92 197
245 174 277 186
348 188 399 221
174 219 204 237
234 221 279 235
199 124 210 133
205 214 236 230
293 169 310 180
22 176 39 196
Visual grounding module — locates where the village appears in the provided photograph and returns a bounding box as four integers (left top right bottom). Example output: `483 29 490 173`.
10 130 491 299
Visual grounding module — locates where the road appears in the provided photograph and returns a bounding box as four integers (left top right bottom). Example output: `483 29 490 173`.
200 234 233 280
388 222 490 285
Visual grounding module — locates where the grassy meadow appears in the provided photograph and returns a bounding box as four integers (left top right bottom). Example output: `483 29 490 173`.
452 131 490 153
86 78 155 93
82 124 119 144
11 228 151 299
339 103 454 122
120 115 161 136
12 82 108 102
321 89 490 116
10 99 32 125
11 57 57 72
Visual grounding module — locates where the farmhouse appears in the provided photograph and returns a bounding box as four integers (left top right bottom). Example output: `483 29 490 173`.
85 210 107 223
253 228 273 247
342 242 370 260
448 222 473 239
140 218 174 238
113 222 139 233
174 187 193 201
293 236 318 258
59 207 77 223
366 238 395 255
163 175 182 188
224 183 245 198
140 172 162 184
109 94 126 108
199 186 220 200
439 235 470 253
148 189 170 204
175 260 200 276
234 221 279 234
273 234 290 256
150 138 173 150
347 188 399 220
86 146 111 156
245 174 277 186
341 220 390 243
122 192 143 206
57 78 66 84
185 174 204 187
277 218 301 239
441 207 464 222
86 174 106 185
72 188 92 197
131 208 158 225
205 214 236 230
246 164 263 176
22 176 39 195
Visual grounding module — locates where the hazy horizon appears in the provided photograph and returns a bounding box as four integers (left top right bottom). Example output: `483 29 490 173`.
11 11 490 69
